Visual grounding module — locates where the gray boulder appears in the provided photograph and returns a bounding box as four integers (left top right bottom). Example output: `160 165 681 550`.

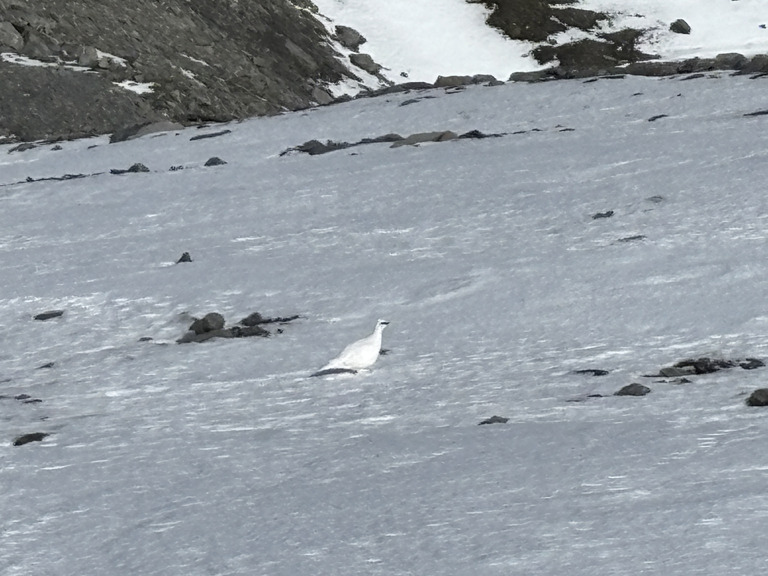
670 19 691 35
335 25 366 51
189 312 226 335
434 75 474 88
349 52 382 75
714 52 748 71
0 21 24 50
746 389 768 407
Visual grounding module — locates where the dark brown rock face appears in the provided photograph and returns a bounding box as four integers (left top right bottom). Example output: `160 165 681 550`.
0 0 353 142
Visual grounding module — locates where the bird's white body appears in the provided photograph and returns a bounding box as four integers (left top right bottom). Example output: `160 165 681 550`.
320 319 389 371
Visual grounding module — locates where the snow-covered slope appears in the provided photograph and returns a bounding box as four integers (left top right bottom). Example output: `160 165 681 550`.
3 72 768 574
312 0 768 83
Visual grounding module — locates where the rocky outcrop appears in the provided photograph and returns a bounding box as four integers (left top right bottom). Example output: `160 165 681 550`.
0 0 355 142
471 0 608 43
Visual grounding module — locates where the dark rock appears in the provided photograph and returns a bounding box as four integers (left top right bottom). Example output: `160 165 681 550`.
204 156 227 166
110 163 150 175
648 114 669 122
617 235 646 243
472 74 499 84
713 52 748 70
659 366 695 377
34 310 64 321
138 337 153 342
36 362 55 369
230 325 270 338
592 210 614 219
674 357 735 375
311 367 359 377
293 139 351 155
739 54 768 74
508 70 554 83
259 314 300 324
670 19 691 35
0 59 164 142
615 383 651 396
533 28 654 68
13 432 50 446
434 75 474 88
349 53 381 75
178 328 234 343
189 129 232 141
574 369 610 376
0 0 359 142
335 25 366 51
359 133 404 144
189 312 226 335
740 358 765 370
239 312 265 326
9 143 38 153
176 252 192 263
399 98 421 107
680 73 706 81
479 415 509 425
622 61 685 77
458 129 505 139
746 389 768 407
479 0 607 43
368 82 435 96
744 109 768 118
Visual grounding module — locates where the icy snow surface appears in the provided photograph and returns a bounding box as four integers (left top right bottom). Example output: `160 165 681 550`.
3 72 768 574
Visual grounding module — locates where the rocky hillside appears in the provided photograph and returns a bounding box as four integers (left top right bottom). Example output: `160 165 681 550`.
0 0 360 142
2 0 767 143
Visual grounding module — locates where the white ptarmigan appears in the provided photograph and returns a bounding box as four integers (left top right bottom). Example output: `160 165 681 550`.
313 319 389 375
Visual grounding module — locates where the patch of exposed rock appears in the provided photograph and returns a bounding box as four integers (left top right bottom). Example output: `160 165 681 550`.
0 0 356 142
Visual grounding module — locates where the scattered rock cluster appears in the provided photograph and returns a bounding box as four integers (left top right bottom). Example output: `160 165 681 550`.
177 311 300 343
567 356 767 405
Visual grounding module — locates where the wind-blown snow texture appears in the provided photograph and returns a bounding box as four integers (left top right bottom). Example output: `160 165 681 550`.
3 73 768 574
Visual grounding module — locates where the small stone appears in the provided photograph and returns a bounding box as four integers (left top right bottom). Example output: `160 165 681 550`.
176 252 192 263
617 235 647 243
204 156 227 167
13 432 50 446
479 415 509 425
670 19 691 35
592 211 614 219
34 310 64 321
574 369 610 376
